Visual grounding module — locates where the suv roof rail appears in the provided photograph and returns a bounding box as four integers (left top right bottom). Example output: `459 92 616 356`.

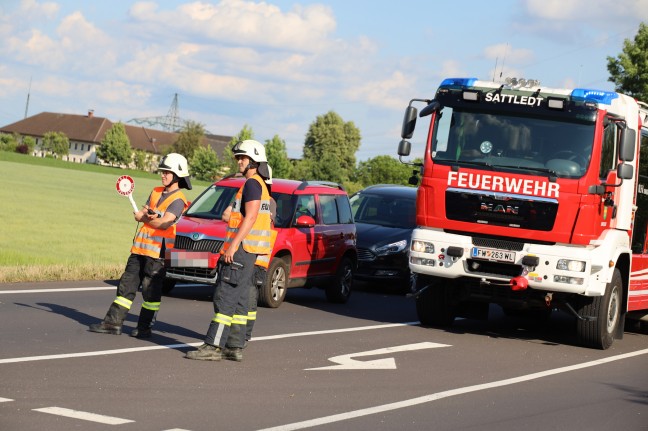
296 180 346 192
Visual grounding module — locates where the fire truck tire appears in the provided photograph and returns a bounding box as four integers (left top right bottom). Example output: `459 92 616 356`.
576 268 622 350
259 257 289 308
416 282 456 327
162 279 176 294
326 256 354 304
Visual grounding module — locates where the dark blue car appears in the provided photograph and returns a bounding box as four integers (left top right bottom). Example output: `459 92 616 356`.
350 184 417 293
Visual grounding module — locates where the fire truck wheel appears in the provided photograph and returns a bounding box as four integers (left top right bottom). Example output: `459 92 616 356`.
259 257 289 308
576 268 622 350
416 280 456 327
162 279 176 294
326 256 354 304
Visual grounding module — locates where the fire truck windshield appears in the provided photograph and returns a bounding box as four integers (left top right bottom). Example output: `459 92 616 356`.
431 107 595 178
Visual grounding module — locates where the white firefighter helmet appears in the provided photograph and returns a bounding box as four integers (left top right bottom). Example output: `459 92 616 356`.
158 153 192 190
232 139 270 179
232 139 267 163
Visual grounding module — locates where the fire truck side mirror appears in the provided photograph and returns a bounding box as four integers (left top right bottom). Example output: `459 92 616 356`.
617 163 633 180
401 106 418 139
398 139 412 157
619 128 636 162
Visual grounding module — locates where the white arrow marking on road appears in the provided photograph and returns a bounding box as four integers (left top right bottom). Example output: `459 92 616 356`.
306 342 451 370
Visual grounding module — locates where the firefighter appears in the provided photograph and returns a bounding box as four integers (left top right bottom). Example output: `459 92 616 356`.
185 140 272 361
221 167 277 361
89 153 191 338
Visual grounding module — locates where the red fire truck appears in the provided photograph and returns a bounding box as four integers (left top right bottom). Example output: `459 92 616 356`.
397 77 648 349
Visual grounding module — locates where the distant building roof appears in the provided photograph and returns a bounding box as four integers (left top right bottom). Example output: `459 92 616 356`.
0 110 230 157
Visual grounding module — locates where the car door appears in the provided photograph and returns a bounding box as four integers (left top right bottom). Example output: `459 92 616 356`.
317 194 350 272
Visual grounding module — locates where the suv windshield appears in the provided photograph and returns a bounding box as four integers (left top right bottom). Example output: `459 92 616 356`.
185 184 237 220
431 108 595 178
351 193 416 229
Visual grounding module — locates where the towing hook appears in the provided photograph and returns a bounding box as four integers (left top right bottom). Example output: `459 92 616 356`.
510 276 528 291
545 292 553 307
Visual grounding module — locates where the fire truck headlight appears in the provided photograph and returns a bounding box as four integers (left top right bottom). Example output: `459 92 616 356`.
411 240 434 254
557 259 585 272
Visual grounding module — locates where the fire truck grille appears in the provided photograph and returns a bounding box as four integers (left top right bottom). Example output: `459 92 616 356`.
445 189 558 231
174 235 224 253
472 237 524 251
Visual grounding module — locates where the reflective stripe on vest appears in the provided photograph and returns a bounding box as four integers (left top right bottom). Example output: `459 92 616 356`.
114 296 133 310
254 229 277 268
131 187 188 258
222 175 273 256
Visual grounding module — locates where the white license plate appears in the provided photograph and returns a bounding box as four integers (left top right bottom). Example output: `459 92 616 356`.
471 247 515 263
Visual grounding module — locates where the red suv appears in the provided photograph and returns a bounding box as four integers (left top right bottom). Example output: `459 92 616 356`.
164 176 357 307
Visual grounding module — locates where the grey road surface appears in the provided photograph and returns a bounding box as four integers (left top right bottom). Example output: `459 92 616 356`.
1 280 647 431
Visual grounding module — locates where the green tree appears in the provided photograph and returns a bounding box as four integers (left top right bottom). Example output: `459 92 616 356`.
97 122 131 166
0 133 19 152
265 134 292 179
225 124 255 174
172 121 206 160
190 145 223 181
302 111 361 182
354 155 416 187
41 131 70 159
17 135 36 154
607 22 648 101
133 149 148 171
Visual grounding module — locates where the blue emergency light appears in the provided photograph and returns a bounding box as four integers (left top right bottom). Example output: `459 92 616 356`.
440 78 478 88
571 88 618 105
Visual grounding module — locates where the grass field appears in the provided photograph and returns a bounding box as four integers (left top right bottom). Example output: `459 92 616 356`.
0 152 208 282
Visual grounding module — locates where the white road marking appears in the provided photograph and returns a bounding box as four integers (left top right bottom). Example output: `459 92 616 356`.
0 397 14 402
0 283 208 294
306 342 451 370
257 348 648 431
33 406 134 425
0 287 115 294
0 323 418 364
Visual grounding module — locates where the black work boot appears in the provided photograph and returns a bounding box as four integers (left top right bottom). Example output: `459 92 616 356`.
185 344 222 361
130 327 152 338
223 347 243 362
89 322 122 335
89 303 127 335
132 308 156 339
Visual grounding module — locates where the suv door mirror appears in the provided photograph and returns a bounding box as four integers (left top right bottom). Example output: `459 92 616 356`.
295 215 316 227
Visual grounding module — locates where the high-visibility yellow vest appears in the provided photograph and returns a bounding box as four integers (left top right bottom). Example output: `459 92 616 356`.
131 187 188 258
222 175 273 258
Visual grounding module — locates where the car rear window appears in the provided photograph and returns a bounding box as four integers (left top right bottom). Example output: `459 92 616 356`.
320 194 354 225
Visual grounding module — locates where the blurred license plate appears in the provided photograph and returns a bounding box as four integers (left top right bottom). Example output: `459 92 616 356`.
471 247 515 262
166 251 211 267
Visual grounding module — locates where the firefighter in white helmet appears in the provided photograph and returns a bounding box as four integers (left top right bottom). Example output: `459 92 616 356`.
186 140 273 361
90 153 191 338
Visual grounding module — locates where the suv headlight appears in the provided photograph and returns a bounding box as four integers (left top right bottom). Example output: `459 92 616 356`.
375 239 407 256
411 240 434 254
556 259 586 272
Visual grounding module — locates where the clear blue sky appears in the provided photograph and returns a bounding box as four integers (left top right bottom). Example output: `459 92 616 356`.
1 0 646 161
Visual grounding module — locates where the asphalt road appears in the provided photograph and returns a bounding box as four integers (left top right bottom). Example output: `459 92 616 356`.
1 280 647 431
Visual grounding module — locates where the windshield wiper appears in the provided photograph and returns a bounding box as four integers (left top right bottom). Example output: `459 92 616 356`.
490 164 559 180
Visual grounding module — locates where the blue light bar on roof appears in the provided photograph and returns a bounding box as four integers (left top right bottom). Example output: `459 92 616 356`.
571 88 618 105
440 77 478 88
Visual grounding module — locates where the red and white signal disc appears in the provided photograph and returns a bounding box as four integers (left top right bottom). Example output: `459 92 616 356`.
116 175 135 196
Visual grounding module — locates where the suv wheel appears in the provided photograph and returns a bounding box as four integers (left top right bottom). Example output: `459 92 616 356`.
259 257 289 308
326 256 354 303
